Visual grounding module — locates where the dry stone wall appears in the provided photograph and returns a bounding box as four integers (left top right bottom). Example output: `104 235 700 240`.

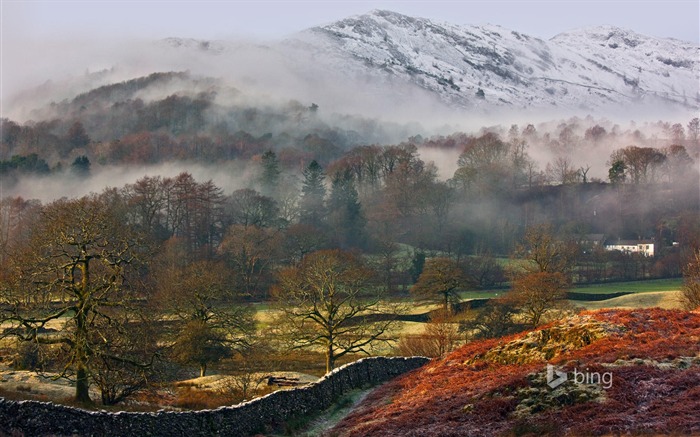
0 356 429 436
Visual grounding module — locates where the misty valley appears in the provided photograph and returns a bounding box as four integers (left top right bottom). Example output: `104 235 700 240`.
1 8 700 437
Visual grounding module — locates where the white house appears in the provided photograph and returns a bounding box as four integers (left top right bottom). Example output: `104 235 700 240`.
604 239 655 257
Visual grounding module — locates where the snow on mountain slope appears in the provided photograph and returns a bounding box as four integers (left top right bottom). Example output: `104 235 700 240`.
7 10 698 121
551 26 698 105
286 10 699 113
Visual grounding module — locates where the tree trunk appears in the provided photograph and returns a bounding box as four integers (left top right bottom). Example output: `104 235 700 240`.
532 311 542 327
200 363 207 378
75 365 91 403
75 262 92 403
325 343 334 374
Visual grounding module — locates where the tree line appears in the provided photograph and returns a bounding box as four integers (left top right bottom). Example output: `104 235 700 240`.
2 183 698 406
1 116 699 406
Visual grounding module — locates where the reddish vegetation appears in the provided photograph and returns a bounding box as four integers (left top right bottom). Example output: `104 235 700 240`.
327 309 700 436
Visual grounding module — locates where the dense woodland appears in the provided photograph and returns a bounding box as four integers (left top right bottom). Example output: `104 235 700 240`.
1 71 699 406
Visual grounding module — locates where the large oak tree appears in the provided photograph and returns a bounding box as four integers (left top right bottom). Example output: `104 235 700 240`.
0 195 155 403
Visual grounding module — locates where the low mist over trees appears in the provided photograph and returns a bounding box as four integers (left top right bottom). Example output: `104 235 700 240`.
1 74 699 405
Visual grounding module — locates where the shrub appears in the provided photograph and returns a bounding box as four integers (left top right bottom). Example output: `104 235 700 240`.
680 249 700 310
172 386 235 410
395 311 461 357
461 299 523 340
11 341 41 371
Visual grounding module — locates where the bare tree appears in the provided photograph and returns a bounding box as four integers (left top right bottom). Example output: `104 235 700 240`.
687 117 699 148
225 188 280 229
411 257 471 314
546 156 580 185
506 272 569 326
507 225 577 326
396 310 461 358
680 249 700 310
453 133 511 196
273 249 401 373
579 165 591 184
0 195 155 404
219 225 282 298
661 145 694 184
154 254 254 377
513 224 577 275
0 197 41 264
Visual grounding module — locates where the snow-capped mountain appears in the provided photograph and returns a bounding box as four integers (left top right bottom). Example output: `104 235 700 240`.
7 10 699 121
284 10 699 112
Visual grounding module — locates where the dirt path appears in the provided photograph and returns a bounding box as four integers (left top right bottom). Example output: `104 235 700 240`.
284 386 376 437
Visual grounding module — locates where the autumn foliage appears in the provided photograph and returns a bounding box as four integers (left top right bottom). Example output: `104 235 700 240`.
328 308 700 436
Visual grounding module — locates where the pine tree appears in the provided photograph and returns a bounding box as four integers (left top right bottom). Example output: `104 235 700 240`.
71 155 91 177
299 160 326 228
328 170 365 248
259 150 280 198
608 159 627 184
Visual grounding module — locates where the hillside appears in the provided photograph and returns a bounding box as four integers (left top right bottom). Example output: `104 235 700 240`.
7 10 698 123
288 10 699 113
328 308 700 436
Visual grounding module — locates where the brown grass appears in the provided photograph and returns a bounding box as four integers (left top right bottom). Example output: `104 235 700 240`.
327 308 700 437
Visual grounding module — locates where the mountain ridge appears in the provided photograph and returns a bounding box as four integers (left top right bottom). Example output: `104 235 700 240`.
7 9 699 121
290 9 698 112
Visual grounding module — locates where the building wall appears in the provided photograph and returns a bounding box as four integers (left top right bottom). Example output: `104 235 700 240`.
604 243 654 257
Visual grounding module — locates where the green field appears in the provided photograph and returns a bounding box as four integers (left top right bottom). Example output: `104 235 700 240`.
570 278 683 295
573 291 683 310
457 290 504 300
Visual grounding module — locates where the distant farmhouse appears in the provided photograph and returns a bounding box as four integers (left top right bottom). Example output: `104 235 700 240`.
580 234 655 257
604 239 655 257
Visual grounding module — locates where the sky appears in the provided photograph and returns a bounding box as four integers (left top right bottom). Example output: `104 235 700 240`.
1 0 698 108
3 0 699 42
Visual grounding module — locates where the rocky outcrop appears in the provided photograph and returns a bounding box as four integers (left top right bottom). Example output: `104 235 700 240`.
477 315 623 364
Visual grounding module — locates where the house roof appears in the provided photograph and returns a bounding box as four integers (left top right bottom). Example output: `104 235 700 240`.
605 239 654 246
582 234 605 243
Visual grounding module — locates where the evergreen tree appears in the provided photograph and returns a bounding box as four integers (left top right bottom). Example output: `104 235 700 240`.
608 159 627 184
71 155 91 177
328 170 365 248
409 251 426 283
259 150 280 198
299 160 326 228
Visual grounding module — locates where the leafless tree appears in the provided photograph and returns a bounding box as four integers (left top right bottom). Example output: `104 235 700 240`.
154 253 254 377
412 257 471 314
273 249 402 373
680 249 700 310
0 194 156 404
